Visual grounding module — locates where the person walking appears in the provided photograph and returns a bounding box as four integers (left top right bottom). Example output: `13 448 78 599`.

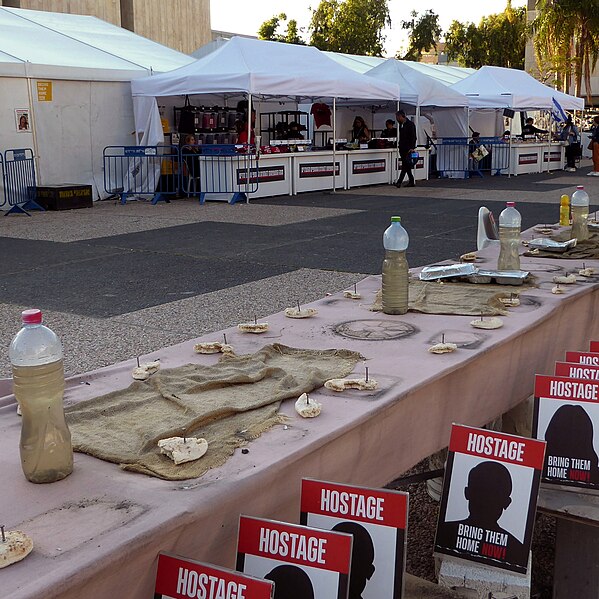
394 110 417 188
588 115 599 176
561 116 580 172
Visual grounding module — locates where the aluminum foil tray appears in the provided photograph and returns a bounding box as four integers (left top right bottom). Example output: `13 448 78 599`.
472 270 530 286
528 238 577 252
419 264 478 281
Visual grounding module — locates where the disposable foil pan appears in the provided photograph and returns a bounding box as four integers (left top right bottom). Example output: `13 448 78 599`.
528 238 577 252
419 264 478 281
473 270 530 286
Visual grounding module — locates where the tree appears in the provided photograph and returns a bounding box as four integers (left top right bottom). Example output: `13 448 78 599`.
445 2 526 69
531 0 599 100
400 10 442 62
257 13 306 45
309 0 391 56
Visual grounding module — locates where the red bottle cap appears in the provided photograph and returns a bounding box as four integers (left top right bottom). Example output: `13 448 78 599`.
21 309 42 324
577 186 584 190
506 201 515 207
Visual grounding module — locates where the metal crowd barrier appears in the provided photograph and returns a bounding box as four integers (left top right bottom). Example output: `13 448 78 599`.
1 148 44 216
436 138 510 179
180 144 259 205
103 145 180 205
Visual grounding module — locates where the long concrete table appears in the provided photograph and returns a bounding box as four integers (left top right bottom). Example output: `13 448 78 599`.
2 234 598 599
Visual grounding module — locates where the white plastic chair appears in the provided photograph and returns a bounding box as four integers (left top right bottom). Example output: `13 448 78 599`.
477 206 500 251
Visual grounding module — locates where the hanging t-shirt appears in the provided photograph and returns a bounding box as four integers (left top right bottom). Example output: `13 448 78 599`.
311 103 332 129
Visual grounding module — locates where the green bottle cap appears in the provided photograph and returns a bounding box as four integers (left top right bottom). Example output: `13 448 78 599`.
391 216 401 222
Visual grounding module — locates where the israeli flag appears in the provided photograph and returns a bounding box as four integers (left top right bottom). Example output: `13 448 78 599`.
552 97 567 123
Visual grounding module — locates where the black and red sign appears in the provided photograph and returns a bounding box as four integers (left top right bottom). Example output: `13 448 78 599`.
543 151 561 163
299 163 340 178
435 424 545 574
154 553 273 599
237 516 352 599
237 166 285 185
533 375 599 490
351 160 386 175
300 479 408 599
565 351 599 367
518 153 538 165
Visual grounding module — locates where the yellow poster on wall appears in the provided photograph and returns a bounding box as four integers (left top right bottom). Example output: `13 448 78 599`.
36 81 53 102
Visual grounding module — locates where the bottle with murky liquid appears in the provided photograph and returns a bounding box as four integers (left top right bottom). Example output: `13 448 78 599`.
9 309 73 483
571 185 589 242
559 194 570 227
382 216 409 315
497 201 521 271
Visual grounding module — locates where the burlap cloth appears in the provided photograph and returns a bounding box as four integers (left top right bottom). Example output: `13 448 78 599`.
523 231 599 260
369 278 530 316
65 344 362 480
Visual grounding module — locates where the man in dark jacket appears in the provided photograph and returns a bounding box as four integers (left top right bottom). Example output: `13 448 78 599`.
395 110 417 188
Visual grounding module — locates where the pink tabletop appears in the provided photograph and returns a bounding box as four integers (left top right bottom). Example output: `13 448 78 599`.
1 227 598 599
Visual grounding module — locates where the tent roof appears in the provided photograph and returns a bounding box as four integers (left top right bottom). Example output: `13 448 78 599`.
323 52 386 74
131 37 400 101
366 58 469 107
0 7 193 81
451 65 584 110
390 61 475 87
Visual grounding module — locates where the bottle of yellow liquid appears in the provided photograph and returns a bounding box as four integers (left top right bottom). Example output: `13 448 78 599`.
559 194 570 226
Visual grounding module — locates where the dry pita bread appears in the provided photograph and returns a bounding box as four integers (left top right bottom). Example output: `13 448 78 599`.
0 531 33 568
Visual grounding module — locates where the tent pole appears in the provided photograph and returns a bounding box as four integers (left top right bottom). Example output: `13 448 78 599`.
26 75 42 185
547 109 553 175
247 93 252 203
396 100 400 186
332 97 337 195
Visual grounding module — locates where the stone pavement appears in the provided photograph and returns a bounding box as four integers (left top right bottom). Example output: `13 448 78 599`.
0 160 596 377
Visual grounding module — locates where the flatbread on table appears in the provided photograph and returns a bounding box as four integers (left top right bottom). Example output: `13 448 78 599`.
0 531 33 568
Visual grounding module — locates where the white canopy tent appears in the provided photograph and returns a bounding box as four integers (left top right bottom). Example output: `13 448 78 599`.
131 36 401 143
0 6 193 201
131 36 401 188
451 65 584 110
365 58 470 139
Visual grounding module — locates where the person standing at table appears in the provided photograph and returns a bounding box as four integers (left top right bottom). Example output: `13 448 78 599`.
521 117 546 137
588 115 599 177
352 116 371 143
380 119 397 138
395 110 417 188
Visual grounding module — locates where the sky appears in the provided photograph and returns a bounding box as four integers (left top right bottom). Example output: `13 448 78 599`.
210 0 527 57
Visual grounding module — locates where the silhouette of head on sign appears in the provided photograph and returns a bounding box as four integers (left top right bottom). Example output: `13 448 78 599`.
265 564 314 599
332 521 375 599
464 461 513 529
544 404 599 482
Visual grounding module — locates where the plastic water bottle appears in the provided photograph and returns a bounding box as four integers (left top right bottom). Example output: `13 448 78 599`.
9 309 73 483
382 216 409 315
571 186 589 241
497 202 521 271
559 194 570 226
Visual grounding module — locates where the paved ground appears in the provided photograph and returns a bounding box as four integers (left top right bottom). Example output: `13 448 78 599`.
0 160 597 377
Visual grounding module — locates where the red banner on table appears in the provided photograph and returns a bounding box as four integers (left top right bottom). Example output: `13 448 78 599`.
533 374 599 491
435 424 545 574
236 516 352 599
555 362 599 381
155 553 273 599
590 341 599 353
300 479 408 599
565 351 599 367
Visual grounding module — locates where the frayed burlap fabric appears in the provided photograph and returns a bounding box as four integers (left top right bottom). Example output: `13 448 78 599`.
65 344 361 480
524 232 599 260
370 279 513 316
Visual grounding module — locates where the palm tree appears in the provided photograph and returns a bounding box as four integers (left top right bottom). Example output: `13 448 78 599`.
531 0 599 102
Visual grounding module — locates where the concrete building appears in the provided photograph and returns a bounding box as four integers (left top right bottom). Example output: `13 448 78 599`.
526 0 598 105
0 0 211 54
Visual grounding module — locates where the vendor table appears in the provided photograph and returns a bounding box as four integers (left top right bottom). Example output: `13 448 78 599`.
392 147 429 183
509 142 565 176
292 150 347 193
2 231 599 599
242 154 293 200
346 148 393 188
